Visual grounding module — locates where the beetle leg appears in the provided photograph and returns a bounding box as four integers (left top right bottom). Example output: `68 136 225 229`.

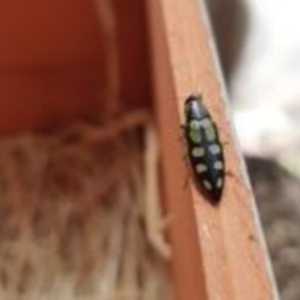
177 124 186 143
225 170 234 177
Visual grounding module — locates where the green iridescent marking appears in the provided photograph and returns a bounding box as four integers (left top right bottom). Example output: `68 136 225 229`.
203 180 212 190
196 164 207 173
205 126 216 142
189 120 202 143
208 144 221 155
190 120 202 130
199 118 211 128
189 129 201 143
214 161 223 170
192 147 205 157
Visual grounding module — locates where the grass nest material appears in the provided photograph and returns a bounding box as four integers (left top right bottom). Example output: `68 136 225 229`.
0 115 172 299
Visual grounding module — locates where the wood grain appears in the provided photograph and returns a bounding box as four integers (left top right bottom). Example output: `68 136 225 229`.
147 0 278 299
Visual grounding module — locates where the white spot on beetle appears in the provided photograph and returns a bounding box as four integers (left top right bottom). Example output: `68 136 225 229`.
216 177 223 188
209 144 221 155
196 164 207 173
192 147 205 157
214 161 223 170
203 180 212 190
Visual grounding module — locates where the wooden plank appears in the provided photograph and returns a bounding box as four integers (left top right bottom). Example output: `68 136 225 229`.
146 0 279 299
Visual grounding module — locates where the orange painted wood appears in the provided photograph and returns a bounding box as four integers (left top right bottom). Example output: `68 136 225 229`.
0 1 103 65
0 63 104 133
114 0 152 109
0 0 105 133
0 0 152 133
147 0 278 299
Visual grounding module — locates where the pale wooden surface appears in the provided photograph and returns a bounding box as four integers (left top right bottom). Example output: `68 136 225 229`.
147 0 278 299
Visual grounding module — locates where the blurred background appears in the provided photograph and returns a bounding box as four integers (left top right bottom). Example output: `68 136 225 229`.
206 0 300 299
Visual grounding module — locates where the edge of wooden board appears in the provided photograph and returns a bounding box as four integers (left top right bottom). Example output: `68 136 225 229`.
147 0 280 299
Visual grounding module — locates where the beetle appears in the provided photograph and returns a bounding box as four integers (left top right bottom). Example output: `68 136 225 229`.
183 93 225 204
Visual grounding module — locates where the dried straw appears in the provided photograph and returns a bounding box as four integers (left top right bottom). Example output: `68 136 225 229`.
0 114 173 299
